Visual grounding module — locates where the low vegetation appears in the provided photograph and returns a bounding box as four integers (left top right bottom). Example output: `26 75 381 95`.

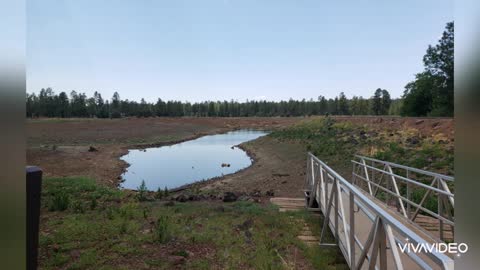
271 117 454 212
271 117 453 175
39 177 347 269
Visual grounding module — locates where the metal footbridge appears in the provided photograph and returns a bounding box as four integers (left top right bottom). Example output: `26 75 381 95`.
304 153 454 270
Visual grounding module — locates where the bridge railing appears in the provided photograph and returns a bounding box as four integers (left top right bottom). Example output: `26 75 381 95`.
304 152 454 270
351 155 454 241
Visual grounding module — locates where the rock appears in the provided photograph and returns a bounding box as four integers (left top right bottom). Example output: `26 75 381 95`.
88 146 98 152
223 192 238 202
250 189 262 197
244 230 253 244
272 173 289 177
188 194 205 201
175 194 188 202
238 195 252 201
349 138 359 145
237 219 254 231
168 256 186 265
265 190 275 197
281 180 287 184
415 120 424 125
164 201 175 207
406 136 420 145
221 163 231 167
70 250 81 259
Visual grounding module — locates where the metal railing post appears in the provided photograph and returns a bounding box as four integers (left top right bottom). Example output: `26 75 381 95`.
406 169 411 219
308 153 454 270
438 179 444 241
26 166 43 270
334 178 339 242
349 192 355 268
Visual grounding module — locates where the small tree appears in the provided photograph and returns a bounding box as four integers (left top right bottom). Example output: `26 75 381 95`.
372 88 383 115
136 180 148 202
164 186 169 198
155 187 164 199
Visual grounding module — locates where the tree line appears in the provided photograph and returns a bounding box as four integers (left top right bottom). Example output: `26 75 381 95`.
26 88 399 118
26 21 453 118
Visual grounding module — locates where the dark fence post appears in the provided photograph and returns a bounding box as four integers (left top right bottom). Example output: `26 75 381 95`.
26 166 42 270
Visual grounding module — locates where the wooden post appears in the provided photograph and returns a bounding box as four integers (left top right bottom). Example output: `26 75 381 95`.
27 166 42 270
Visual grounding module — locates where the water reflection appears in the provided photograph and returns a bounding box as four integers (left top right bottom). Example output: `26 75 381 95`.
120 130 268 190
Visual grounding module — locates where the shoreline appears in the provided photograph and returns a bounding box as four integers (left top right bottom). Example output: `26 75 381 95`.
117 129 270 192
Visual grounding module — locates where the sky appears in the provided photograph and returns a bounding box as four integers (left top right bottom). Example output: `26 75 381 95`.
27 0 453 102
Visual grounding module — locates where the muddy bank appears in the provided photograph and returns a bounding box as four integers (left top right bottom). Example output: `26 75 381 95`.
27 117 300 187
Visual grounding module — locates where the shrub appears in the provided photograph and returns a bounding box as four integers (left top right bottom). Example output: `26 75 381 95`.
136 180 148 202
106 207 115 220
154 216 170 243
163 186 169 198
120 221 128 234
110 111 122 118
89 198 97 210
72 200 86 214
155 187 163 200
49 191 70 211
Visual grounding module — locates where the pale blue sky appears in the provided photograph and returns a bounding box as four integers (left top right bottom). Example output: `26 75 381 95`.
27 0 453 102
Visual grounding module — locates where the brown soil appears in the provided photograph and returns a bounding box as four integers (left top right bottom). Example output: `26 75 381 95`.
27 116 454 194
194 116 454 197
331 116 454 139
27 117 301 187
199 135 308 197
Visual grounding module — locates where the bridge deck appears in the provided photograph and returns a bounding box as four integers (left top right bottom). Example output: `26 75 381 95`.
315 178 452 270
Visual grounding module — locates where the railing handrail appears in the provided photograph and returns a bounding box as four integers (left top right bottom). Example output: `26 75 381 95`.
307 152 454 270
351 160 454 198
354 155 454 182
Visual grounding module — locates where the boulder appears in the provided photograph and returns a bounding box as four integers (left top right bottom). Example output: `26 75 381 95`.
223 192 238 202
175 194 188 202
415 119 424 125
265 190 275 197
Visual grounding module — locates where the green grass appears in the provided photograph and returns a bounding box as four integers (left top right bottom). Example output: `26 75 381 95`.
271 117 454 214
39 177 346 269
271 117 453 174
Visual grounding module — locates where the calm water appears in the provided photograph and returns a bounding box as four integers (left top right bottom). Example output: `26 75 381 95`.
120 130 268 191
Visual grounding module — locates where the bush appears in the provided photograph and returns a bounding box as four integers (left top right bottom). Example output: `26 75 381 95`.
154 216 170 243
90 198 97 210
155 187 163 200
110 111 122 118
49 191 70 211
72 200 86 214
136 180 148 202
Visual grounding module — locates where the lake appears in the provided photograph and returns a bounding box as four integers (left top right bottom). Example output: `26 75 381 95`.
120 130 268 191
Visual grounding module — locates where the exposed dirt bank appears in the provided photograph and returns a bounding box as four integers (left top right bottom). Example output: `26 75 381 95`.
27 117 301 187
